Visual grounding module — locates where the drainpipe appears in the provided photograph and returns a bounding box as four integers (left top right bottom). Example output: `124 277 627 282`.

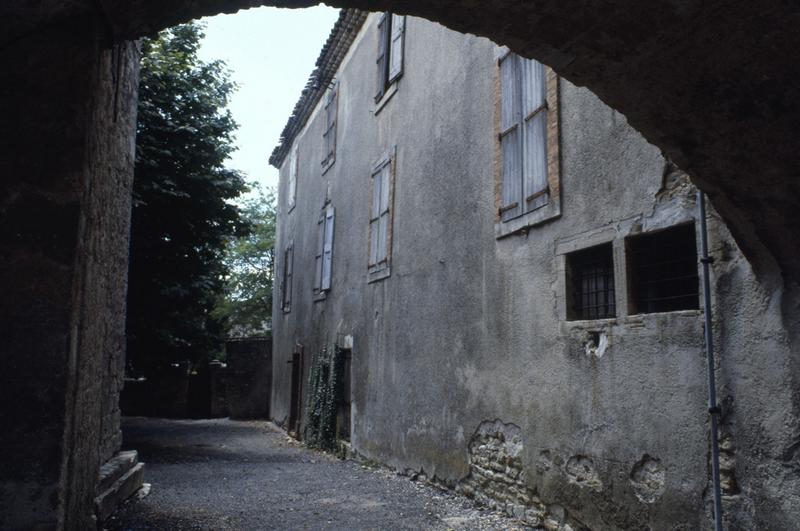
699 190 724 531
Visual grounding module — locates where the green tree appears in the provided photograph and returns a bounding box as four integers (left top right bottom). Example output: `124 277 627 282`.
214 184 277 337
127 22 249 376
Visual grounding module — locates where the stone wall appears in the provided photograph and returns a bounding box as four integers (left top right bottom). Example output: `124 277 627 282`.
0 14 138 529
226 337 272 419
457 421 558 529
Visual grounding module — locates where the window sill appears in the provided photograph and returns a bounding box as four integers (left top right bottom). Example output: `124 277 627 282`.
495 199 560 239
374 81 399 116
368 266 391 283
624 309 702 321
313 290 328 302
560 310 702 332
564 316 617 326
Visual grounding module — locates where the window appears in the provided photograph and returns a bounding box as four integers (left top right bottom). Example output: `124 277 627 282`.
322 84 338 173
281 242 293 313
495 51 560 238
314 204 335 297
566 243 616 320
368 150 394 281
287 146 298 211
627 224 699 314
375 13 405 102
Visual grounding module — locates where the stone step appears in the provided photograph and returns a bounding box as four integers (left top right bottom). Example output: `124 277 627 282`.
97 450 138 494
95 459 145 521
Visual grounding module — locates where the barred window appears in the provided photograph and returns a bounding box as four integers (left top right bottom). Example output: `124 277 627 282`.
566 243 616 320
627 224 699 314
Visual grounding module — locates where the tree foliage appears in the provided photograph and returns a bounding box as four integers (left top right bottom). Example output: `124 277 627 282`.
127 22 249 376
213 184 277 337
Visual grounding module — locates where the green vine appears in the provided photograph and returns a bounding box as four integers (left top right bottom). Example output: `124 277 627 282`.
304 345 345 450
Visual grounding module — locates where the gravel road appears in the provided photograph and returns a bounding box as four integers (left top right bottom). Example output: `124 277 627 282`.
105 417 530 531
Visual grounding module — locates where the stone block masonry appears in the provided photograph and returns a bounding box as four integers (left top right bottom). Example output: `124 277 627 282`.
0 13 140 529
456 420 577 530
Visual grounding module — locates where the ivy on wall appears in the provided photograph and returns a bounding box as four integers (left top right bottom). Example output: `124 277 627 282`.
304 345 345 450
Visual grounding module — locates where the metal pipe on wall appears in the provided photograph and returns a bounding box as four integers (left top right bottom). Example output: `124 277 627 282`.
699 190 724 531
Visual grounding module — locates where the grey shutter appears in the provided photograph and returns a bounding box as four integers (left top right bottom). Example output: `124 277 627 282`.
375 13 389 102
499 54 522 222
377 162 391 263
330 88 337 164
522 59 548 211
286 245 293 308
369 168 382 266
388 14 405 83
283 244 293 311
288 147 298 209
314 215 324 291
322 205 335 290
323 87 337 167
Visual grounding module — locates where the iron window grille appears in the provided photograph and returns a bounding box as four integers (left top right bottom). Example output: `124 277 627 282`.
567 243 616 320
627 223 700 314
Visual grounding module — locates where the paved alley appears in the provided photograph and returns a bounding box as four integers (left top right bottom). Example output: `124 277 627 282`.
106 417 527 531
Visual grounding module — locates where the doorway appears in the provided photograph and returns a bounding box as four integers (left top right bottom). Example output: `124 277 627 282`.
288 345 304 438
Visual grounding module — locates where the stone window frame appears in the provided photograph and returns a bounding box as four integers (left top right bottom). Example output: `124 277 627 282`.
367 146 397 283
493 47 561 239
555 216 704 324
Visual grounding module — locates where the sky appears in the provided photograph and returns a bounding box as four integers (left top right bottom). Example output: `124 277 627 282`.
197 5 341 193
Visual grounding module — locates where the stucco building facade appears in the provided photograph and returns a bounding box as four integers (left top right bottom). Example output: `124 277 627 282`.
271 10 798 529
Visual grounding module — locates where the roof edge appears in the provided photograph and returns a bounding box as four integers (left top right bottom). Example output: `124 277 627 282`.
268 9 369 169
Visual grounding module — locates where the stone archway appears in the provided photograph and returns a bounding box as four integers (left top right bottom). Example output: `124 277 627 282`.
1 1 798 528
4 0 799 285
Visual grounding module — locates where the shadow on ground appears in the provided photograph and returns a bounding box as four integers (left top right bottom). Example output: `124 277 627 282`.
104 417 526 531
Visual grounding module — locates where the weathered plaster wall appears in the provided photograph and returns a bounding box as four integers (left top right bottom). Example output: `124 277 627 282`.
0 16 138 529
273 15 799 529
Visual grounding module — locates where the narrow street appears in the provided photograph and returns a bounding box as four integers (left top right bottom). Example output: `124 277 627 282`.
106 417 525 530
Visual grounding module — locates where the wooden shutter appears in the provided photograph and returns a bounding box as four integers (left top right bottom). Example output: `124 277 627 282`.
283 244 293 311
499 54 522 222
288 146 298 209
377 162 391 263
287 245 293 308
322 205 335 290
375 13 389 102
369 166 382 266
388 14 405 83
521 59 548 211
314 215 324 291
323 86 337 167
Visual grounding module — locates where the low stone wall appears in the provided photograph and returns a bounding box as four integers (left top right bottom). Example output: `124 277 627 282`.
209 361 229 418
225 337 272 419
120 364 221 419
